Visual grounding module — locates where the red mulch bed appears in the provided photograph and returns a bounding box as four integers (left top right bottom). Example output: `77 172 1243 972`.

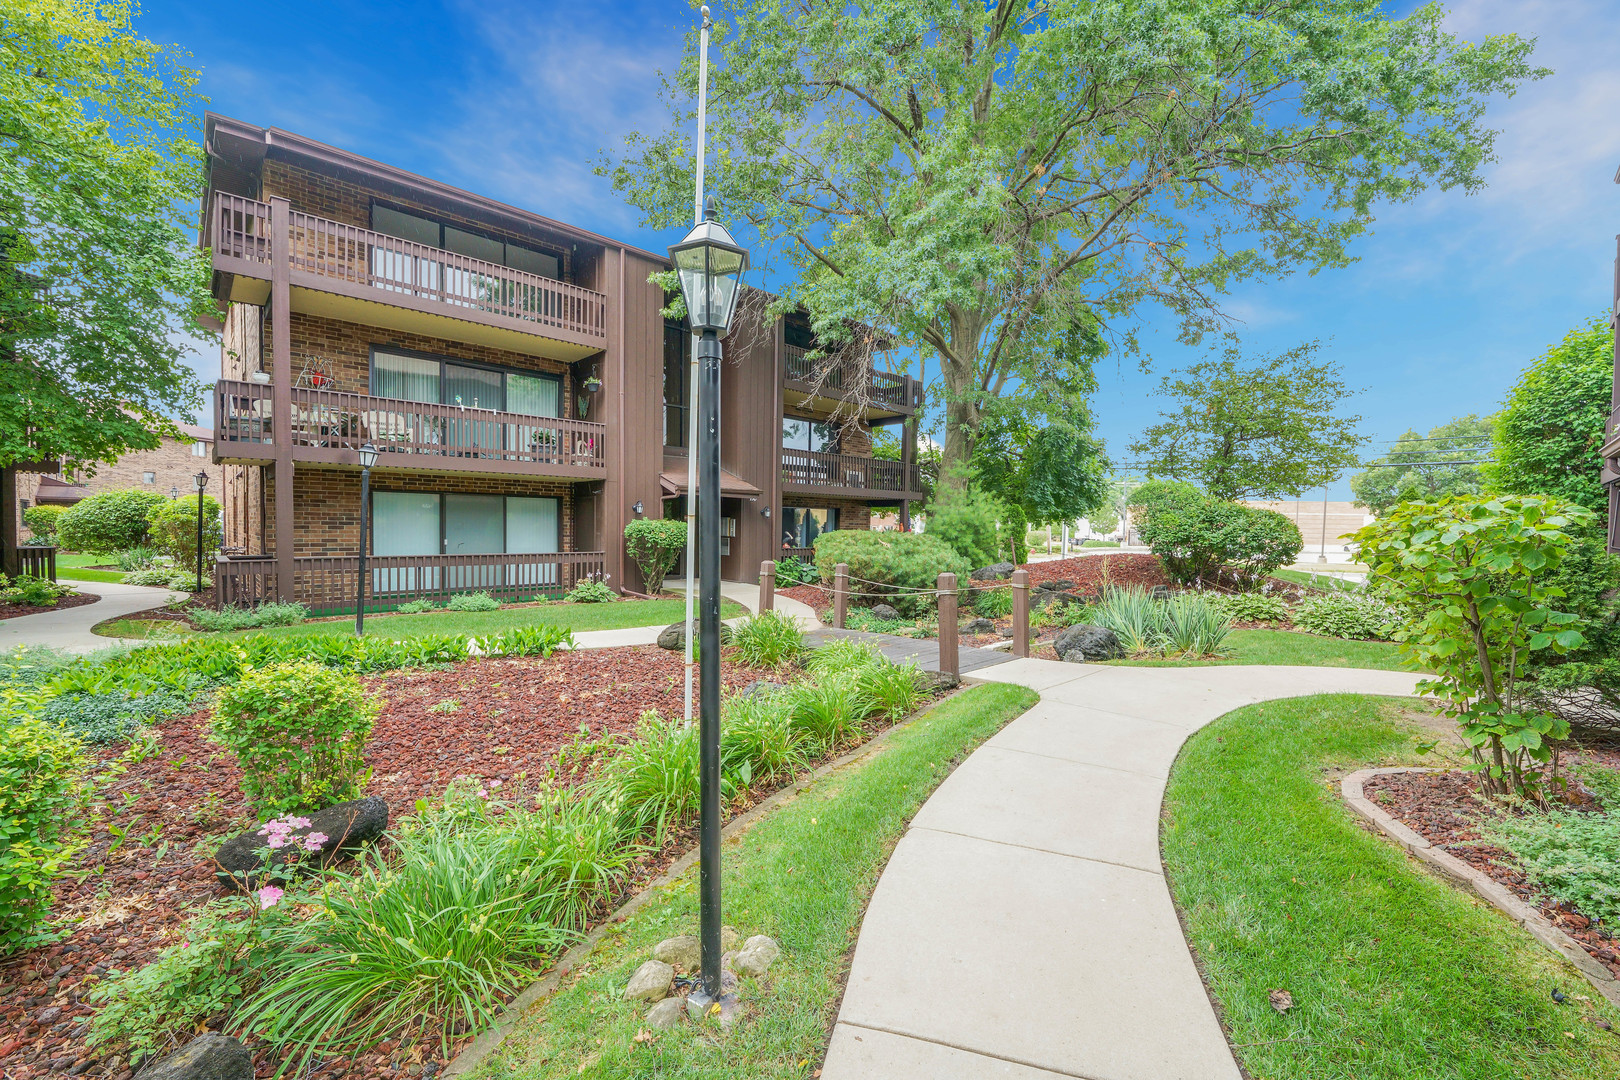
0 646 800 1080
1363 759 1620 981
0 592 99 622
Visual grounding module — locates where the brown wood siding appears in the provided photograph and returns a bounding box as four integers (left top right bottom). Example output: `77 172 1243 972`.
613 250 670 592
719 298 782 582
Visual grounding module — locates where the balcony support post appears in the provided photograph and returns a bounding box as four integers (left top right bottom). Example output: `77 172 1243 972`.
269 197 295 603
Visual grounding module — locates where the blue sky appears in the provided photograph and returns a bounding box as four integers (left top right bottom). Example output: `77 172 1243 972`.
150 0 1620 501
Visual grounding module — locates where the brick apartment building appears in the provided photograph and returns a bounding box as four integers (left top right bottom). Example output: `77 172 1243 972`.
16 424 220 540
201 115 924 612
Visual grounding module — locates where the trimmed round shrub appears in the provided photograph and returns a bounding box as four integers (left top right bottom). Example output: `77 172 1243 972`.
210 662 381 815
146 494 223 568
1130 483 1302 587
812 530 972 617
1292 593 1395 640
623 518 688 593
56 489 167 553
22 504 63 540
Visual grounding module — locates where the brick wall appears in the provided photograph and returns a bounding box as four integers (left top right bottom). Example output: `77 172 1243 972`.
783 495 872 533
17 437 221 540
264 468 576 558
260 160 581 287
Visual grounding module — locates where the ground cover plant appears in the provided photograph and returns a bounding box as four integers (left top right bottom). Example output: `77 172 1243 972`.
185 602 308 632
1162 695 1620 1080
1292 592 1395 641
1 640 938 1078
478 683 1039 1079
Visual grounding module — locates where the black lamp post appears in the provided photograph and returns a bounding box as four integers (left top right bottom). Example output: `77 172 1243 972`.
355 444 379 635
192 471 208 593
668 210 748 1010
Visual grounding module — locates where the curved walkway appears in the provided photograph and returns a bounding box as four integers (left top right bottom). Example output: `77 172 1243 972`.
568 579 821 650
0 580 182 654
823 658 1421 1080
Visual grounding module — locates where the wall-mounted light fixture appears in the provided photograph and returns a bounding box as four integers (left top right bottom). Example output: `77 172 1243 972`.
632 501 644 516
761 505 771 519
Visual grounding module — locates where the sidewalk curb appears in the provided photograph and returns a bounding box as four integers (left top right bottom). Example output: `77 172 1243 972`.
1341 767 1620 1007
442 685 967 1077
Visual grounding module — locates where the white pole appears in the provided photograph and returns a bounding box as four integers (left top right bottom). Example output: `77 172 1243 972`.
682 6 712 725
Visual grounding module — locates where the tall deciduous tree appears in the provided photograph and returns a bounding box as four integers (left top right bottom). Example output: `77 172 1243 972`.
606 0 1541 489
1491 316 1613 518
0 0 211 474
1350 414 1494 515
1129 341 1366 501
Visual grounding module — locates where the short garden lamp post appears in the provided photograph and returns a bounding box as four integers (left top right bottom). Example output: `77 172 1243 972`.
355 443 380 636
192 471 208 594
668 210 748 1010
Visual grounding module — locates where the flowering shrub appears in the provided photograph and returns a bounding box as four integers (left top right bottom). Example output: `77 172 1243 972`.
564 577 615 603
210 663 381 815
1292 593 1395 641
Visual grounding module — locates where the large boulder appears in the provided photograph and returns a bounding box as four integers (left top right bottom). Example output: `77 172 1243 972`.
137 1035 252 1080
214 796 389 890
970 562 1016 582
868 603 902 622
962 617 995 634
1037 580 1075 593
1053 624 1125 663
657 622 731 650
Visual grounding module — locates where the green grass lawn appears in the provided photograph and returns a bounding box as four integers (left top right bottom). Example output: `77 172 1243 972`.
1112 628 1406 670
1274 567 1365 592
1162 694 1620 1080
55 553 126 584
475 683 1040 1080
226 597 746 641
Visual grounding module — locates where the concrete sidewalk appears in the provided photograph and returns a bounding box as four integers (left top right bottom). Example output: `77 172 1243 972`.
0 580 183 654
568 579 823 650
823 659 1421 1080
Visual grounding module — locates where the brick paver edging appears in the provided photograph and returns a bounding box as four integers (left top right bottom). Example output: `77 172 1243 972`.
1341 767 1620 1007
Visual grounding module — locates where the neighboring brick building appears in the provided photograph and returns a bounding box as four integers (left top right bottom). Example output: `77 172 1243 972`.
202 115 924 611
16 425 220 540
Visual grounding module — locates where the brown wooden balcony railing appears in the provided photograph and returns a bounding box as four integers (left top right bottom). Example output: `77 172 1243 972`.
781 448 920 496
214 379 606 475
215 551 605 615
784 344 914 412
209 193 607 344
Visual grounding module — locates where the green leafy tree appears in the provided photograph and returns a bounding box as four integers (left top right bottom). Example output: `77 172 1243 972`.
56 489 166 553
1491 316 1613 517
623 518 689 593
1130 341 1367 501
1354 496 1590 801
146 494 222 569
1 1 211 474
606 0 1540 490
1350 414 1495 515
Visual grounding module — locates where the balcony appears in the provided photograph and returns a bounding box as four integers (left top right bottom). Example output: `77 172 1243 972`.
783 344 919 418
781 448 923 500
1603 403 1620 468
214 379 606 479
208 194 607 359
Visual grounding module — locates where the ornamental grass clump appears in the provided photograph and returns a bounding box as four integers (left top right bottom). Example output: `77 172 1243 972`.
210 662 381 816
593 711 715 843
1090 586 1232 658
787 672 872 753
727 609 805 669
720 691 809 786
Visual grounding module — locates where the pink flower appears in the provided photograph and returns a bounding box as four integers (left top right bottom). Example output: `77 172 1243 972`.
303 832 328 852
489 780 502 789
257 886 284 910
477 788 488 798
265 835 287 850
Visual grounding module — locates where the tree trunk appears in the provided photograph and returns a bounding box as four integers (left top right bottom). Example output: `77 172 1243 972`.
935 308 987 497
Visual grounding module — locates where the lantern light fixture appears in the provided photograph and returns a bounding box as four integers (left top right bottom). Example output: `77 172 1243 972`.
668 215 749 335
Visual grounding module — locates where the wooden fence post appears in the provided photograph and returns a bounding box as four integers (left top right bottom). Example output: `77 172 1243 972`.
937 571 959 681
1011 569 1030 658
833 562 849 629
759 560 775 612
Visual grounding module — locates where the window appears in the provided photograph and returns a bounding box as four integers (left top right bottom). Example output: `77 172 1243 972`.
370 349 561 417
370 205 562 280
781 507 838 550
782 417 836 454
142 471 156 484
191 442 207 457
663 324 690 448
370 491 562 594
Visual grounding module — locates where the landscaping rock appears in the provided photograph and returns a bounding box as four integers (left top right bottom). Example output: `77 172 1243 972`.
963 617 995 634
1040 579 1075 592
928 671 961 691
623 960 674 1002
970 562 1015 582
733 935 781 977
657 622 691 650
1053 623 1125 663
652 935 701 971
868 603 902 621
214 797 389 890
645 997 686 1029
135 1035 252 1080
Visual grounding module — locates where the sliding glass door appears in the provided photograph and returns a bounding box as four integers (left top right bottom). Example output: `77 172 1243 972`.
506 496 561 586
368 491 563 597
372 492 441 594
